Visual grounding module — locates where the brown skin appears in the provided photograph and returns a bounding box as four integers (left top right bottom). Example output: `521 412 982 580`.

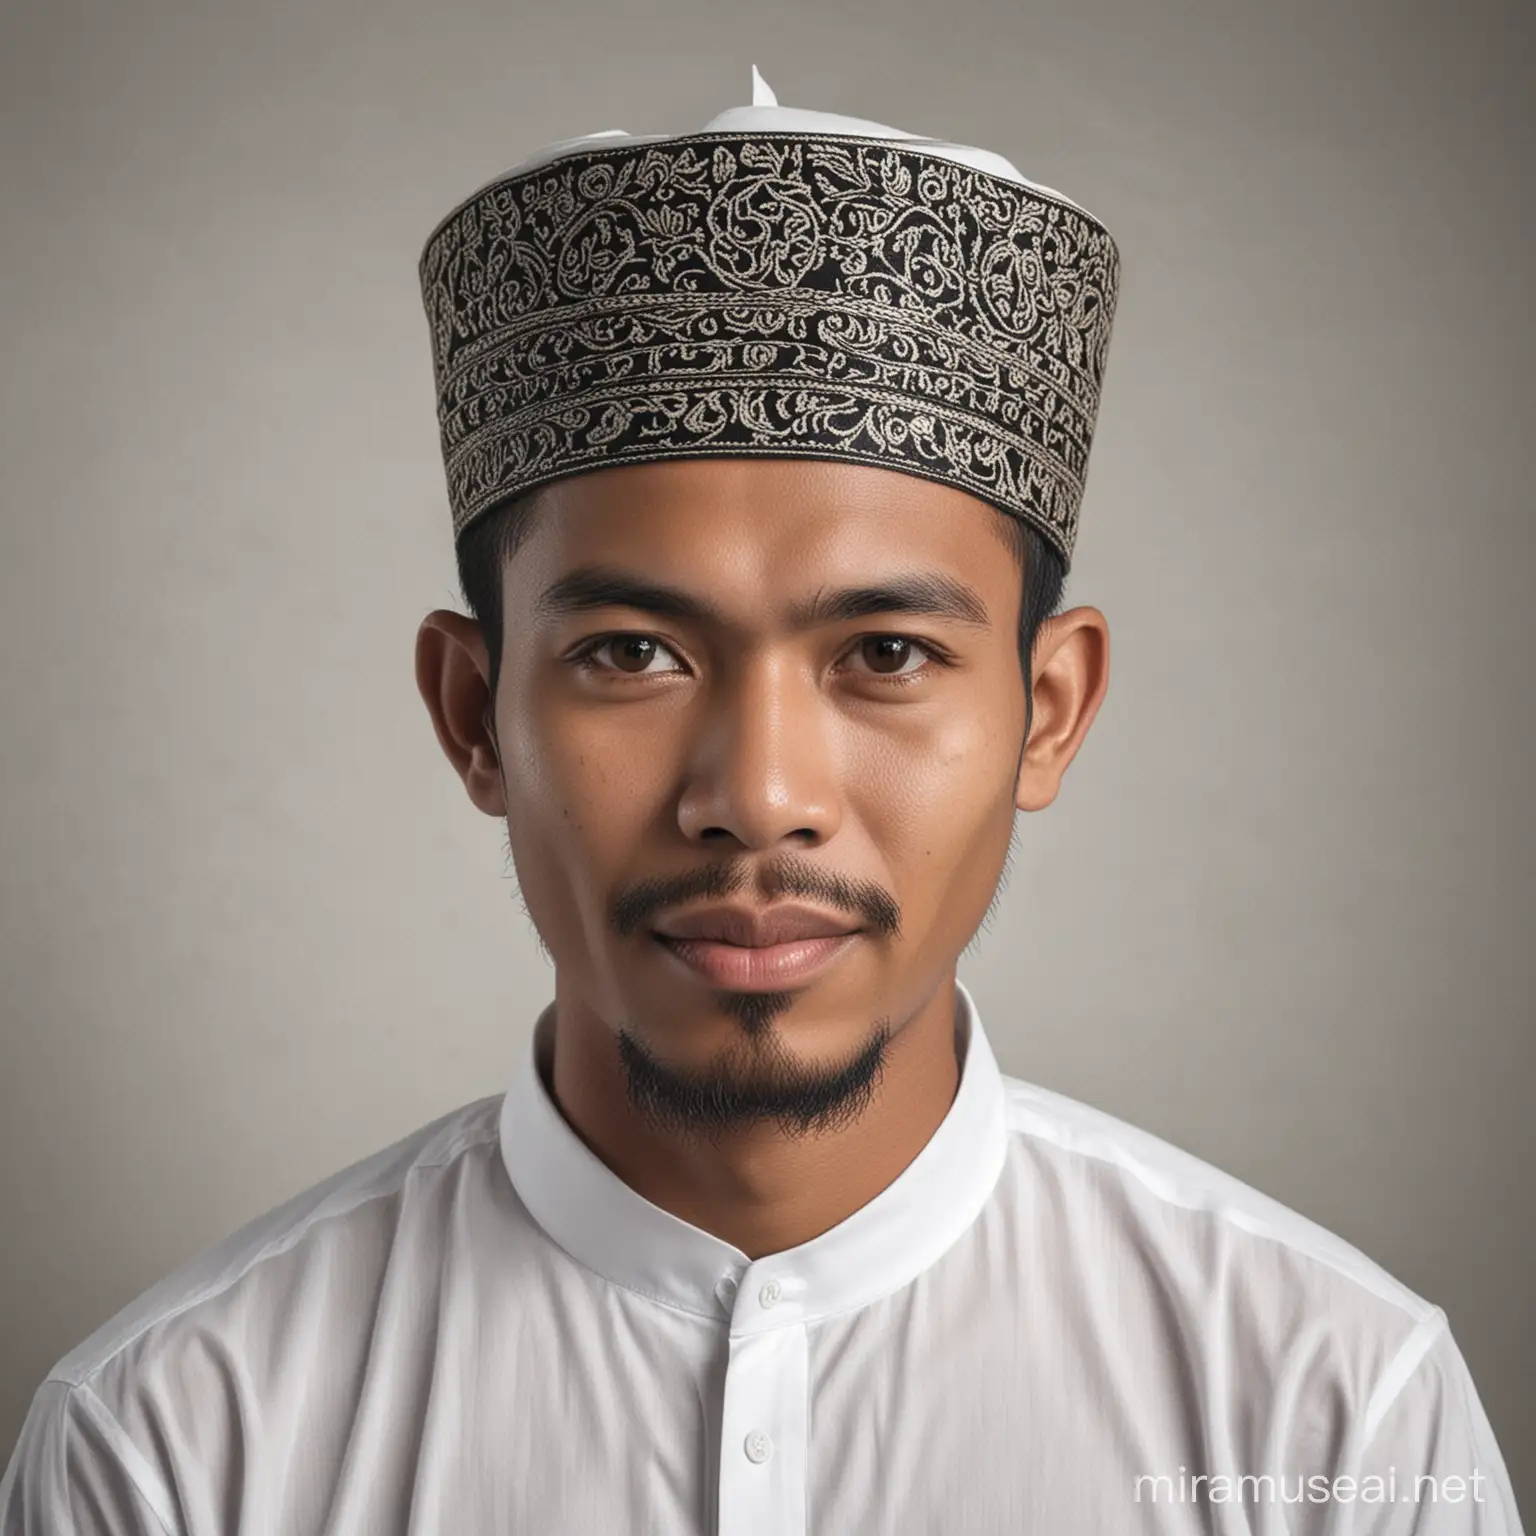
415 457 1109 1259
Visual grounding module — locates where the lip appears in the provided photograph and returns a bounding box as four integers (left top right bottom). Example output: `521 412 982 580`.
652 902 861 948
654 932 860 989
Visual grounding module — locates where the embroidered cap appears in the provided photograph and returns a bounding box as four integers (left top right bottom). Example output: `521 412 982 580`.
418 67 1121 570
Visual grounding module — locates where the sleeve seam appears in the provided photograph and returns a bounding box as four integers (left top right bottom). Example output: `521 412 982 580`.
1359 1304 1448 1448
68 1384 180 1536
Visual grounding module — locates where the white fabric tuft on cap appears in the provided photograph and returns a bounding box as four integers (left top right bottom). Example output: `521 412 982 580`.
472 68 1092 217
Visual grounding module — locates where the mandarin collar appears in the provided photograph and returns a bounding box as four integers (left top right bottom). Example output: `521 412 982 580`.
498 977 1008 1333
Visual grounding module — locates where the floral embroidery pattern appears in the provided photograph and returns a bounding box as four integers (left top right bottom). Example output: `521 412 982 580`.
419 133 1120 568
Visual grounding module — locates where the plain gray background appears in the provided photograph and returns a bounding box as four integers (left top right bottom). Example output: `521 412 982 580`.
2 0 1531 1509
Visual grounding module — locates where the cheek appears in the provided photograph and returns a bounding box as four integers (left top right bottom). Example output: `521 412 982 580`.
499 705 676 966
848 708 1018 948
503 690 672 852
851 704 1014 848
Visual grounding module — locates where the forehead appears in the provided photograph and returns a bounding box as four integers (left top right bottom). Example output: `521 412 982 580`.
504 458 1018 613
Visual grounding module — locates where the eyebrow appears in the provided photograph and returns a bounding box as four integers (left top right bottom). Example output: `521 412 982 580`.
533 565 994 631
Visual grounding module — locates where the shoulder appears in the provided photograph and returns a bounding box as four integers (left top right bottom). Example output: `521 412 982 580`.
996 1068 1437 1329
2 1093 507 1531
990 1069 1466 1471
44 1092 507 1394
991 1078 1524 1516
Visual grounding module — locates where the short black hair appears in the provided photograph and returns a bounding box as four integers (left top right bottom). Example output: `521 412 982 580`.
455 479 1067 748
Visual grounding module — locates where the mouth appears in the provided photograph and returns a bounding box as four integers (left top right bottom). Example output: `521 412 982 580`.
652 932 860 990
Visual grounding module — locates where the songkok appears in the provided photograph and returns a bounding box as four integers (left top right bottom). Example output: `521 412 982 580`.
418 67 1121 570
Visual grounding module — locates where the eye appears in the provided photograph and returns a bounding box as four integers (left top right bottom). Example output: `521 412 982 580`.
568 631 950 684
571 633 687 677
842 635 943 680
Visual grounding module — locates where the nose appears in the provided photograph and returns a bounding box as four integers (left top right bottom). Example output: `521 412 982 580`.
675 651 842 850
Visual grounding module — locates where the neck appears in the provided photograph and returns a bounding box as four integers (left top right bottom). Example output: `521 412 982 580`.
544 971 964 1259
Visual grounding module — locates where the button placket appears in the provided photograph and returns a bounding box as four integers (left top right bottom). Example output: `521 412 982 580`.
715 1322 809 1535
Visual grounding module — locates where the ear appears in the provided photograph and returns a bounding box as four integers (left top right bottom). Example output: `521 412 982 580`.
415 609 507 818
1015 606 1111 813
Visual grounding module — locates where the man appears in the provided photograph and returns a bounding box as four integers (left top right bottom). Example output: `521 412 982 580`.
2 67 1522 1536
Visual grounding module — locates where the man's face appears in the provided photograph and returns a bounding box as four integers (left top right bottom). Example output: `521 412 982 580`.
414 454 1112 1142
419 456 1106 1138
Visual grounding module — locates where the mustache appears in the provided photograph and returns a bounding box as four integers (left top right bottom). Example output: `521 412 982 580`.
610 852 901 941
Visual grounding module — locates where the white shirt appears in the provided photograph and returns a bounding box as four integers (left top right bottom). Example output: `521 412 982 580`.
2 978 1522 1534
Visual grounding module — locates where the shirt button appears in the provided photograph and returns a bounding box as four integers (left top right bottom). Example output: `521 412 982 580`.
744 1429 774 1464
758 1279 782 1308
715 1274 738 1311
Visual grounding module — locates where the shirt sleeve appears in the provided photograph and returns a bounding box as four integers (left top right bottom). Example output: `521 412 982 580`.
0 1379 179 1536
1348 1314 1526 1536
